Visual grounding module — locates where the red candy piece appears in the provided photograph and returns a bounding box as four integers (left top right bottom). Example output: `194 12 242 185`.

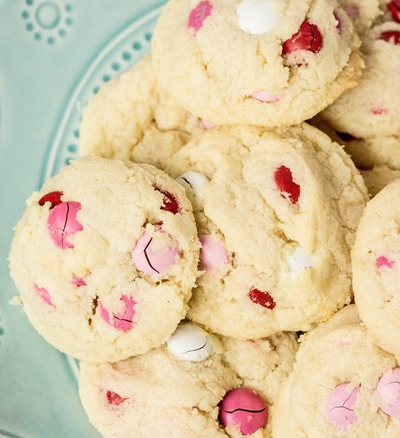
274 166 301 204
282 21 323 56
379 30 400 45
38 191 63 209
106 390 127 406
387 0 400 23
248 288 276 310
188 1 213 33
154 187 180 214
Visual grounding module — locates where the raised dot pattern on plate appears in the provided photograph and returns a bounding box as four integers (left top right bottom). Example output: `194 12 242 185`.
41 6 160 179
21 0 73 45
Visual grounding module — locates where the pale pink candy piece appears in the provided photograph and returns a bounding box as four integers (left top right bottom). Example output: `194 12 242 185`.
376 256 395 269
371 107 389 115
72 275 86 287
377 368 400 417
131 230 179 275
343 6 359 18
252 91 279 103
198 234 229 272
34 284 55 308
47 201 83 249
99 295 136 332
188 1 213 33
326 383 360 429
201 119 216 129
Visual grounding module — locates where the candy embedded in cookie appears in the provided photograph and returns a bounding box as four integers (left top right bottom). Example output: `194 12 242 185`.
167 321 214 362
165 124 368 339
272 305 400 436
219 388 268 435
152 0 363 127
9 156 200 363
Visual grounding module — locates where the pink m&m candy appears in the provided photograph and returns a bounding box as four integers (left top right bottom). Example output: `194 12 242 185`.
282 21 323 56
47 201 83 249
377 368 400 417
34 284 55 308
188 1 213 33
326 383 360 429
99 295 136 332
219 387 268 435
198 234 229 272
252 91 279 103
131 229 180 275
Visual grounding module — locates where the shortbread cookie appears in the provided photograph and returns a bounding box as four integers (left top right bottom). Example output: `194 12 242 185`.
79 321 297 437
352 178 400 360
321 22 400 138
79 55 200 168
9 156 199 362
359 165 400 196
152 0 363 127
338 0 382 34
165 123 368 339
272 305 400 437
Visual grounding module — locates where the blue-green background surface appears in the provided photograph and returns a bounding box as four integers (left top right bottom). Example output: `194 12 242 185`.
0 1 165 436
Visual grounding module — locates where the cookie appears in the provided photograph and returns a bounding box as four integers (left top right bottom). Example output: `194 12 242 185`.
8 156 199 363
272 305 400 437
165 123 368 339
79 321 297 437
321 21 400 138
352 178 400 360
151 0 363 127
79 55 201 169
359 165 400 196
338 0 382 34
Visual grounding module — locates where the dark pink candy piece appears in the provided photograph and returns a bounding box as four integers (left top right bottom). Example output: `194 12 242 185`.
154 187 180 214
376 256 395 269
333 12 342 33
106 390 127 406
379 30 400 45
219 388 268 435
47 201 83 249
38 191 63 209
388 0 400 23
188 1 213 33
371 107 389 115
72 275 86 287
248 288 276 310
34 284 55 308
326 383 360 429
274 166 300 204
282 21 323 56
377 368 400 417
99 295 136 332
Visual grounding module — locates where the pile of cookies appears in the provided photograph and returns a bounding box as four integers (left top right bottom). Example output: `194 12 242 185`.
9 0 400 436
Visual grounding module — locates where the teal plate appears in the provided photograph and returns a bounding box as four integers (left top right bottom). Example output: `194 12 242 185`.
0 1 165 436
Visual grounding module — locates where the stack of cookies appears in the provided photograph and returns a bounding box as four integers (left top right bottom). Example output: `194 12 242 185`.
9 0 400 436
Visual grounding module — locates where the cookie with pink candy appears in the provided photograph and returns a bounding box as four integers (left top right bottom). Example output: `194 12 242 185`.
79 54 203 169
151 0 364 128
272 305 400 437
320 21 400 172
338 0 382 34
352 178 400 360
8 156 200 363
78 320 298 437
165 123 368 339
